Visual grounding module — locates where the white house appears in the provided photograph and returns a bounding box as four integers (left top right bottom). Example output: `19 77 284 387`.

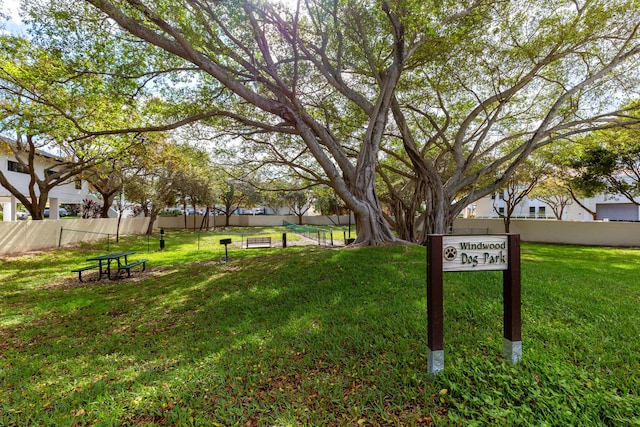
474 191 640 221
474 193 555 219
0 137 90 221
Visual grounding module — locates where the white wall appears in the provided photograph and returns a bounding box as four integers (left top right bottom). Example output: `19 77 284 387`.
4 215 639 256
0 217 150 255
453 218 640 247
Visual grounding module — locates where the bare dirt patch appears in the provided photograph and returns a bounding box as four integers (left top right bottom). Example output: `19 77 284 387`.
41 267 171 291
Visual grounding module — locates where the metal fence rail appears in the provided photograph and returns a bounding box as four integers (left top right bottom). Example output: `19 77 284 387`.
283 220 338 246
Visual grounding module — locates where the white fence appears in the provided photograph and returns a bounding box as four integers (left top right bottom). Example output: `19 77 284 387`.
0 215 349 255
452 218 640 247
0 217 150 256
3 216 639 256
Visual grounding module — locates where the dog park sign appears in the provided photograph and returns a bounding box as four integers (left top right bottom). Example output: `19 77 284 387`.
426 234 522 374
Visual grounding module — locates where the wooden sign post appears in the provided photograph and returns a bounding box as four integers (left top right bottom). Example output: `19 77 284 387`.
426 234 521 374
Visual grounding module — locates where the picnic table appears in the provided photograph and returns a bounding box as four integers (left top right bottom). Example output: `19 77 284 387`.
72 251 147 281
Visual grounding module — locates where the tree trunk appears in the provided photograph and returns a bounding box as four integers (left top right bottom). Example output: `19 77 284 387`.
353 208 398 245
0 171 48 220
199 210 210 231
350 182 400 245
83 0 407 246
418 185 452 242
183 202 187 229
146 211 158 234
116 210 123 243
503 217 511 233
97 192 117 218
568 186 597 220
383 199 420 242
382 175 428 243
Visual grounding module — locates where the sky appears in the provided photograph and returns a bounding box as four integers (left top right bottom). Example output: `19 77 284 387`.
1 0 20 20
1 0 298 35
0 0 24 34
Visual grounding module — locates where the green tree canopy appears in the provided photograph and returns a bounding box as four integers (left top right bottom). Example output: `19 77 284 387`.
0 34 151 219
570 124 640 205
13 0 640 241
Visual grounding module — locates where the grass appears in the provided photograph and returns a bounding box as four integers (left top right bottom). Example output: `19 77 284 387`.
1 233 639 426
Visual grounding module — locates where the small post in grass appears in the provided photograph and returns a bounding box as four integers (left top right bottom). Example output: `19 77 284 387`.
220 238 231 261
160 227 165 250
426 233 521 375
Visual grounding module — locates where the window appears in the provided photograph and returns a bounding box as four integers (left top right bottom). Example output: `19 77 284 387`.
498 207 505 216
538 206 546 217
491 193 496 200
529 207 536 218
7 160 28 174
75 179 82 190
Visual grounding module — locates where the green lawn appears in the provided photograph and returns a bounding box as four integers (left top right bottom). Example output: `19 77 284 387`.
1 233 639 426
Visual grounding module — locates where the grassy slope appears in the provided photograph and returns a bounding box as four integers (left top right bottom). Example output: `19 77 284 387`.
1 237 639 426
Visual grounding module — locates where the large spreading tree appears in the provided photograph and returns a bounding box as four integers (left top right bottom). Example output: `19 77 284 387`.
385 1 640 237
19 0 640 242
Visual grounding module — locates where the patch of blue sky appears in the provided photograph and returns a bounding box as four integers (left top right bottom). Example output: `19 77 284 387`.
1 0 27 35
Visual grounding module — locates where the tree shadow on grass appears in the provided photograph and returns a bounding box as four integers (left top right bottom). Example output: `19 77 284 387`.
2 246 441 425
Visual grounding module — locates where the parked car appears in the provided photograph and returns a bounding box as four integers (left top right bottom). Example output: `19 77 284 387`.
186 208 205 215
16 211 30 220
44 207 69 218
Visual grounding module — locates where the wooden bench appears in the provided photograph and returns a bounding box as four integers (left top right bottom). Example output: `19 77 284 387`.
117 259 148 278
246 236 271 248
71 264 100 282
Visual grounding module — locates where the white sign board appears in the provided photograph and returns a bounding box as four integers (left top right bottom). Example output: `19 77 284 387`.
442 235 509 272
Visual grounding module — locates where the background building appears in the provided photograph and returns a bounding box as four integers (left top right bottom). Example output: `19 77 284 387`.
473 191 639 222
0 144 89 221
